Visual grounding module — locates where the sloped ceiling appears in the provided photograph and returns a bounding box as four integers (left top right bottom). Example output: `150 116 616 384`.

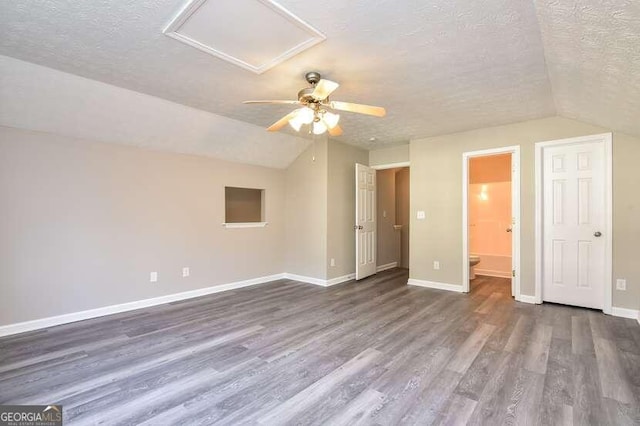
0 56 309 169
535 0 640 138
0 0 638 166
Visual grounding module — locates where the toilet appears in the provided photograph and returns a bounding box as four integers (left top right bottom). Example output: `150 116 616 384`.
469 255 481 279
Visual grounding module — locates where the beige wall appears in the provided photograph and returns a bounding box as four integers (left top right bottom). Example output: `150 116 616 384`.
285 139 367 281
369 144 409 167
327 141 368 279
396 168 410 269
285 140 328 280
409 116 640 310
612 132 640 312
0 126 287 325
376 169 400 267
4 117 638 328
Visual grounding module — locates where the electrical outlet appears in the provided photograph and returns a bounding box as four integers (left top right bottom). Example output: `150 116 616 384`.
433 261 440 270
616 279 626 290
150 272 158 283
330 258 335 267
417 211 426 220
182 267 190 278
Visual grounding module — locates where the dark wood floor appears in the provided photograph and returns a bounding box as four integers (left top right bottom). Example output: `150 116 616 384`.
1 270 639 425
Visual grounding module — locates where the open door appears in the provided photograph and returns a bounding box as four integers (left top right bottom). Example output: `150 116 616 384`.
355 163 376 280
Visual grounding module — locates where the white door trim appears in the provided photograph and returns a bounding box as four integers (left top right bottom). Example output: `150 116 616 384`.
462 146 521 297
534 133 613 313
370 161 410 170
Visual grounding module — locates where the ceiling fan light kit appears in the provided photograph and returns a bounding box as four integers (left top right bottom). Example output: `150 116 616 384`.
322 111 340 129
312 120 327 135
243 71 386 136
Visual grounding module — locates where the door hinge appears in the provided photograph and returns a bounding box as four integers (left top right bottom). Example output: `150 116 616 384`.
512 270 516 277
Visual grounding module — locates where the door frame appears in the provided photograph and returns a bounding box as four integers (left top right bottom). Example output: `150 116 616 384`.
370 161 411 274
462 146 521 297
370 162 410 171
534 133 613 313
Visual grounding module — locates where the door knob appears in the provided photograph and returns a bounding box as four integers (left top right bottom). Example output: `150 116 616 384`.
594 231 602 237
506 227 512 233
354 225 363 230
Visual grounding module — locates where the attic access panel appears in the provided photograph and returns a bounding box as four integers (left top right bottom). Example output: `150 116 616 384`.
164 0 326 74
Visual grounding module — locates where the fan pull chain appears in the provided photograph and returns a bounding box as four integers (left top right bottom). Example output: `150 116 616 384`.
311 126 316 162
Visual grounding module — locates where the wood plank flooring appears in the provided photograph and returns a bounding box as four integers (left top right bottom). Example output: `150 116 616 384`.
1 270 639 425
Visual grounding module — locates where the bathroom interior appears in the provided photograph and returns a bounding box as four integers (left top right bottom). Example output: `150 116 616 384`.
468 154 513 289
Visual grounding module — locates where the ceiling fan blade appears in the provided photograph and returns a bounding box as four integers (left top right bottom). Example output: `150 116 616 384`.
243 100 301 105
267 110 298 132
328 124 343 137
311 79 339 100
330 101 386 117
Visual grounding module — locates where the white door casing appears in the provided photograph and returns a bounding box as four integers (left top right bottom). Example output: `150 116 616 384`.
539 135 610 310
356 163 376 280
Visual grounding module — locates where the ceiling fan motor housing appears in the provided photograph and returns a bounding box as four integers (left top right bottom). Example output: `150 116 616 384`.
304 71 321 85
297 87 317 103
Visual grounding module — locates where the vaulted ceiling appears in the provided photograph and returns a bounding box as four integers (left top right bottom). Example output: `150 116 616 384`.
0 0 638 165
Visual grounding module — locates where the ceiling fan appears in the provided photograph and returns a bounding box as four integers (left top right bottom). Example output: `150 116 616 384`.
243 71 386 137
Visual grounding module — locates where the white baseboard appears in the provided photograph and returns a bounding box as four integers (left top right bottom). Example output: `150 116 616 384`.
0 270 363 337
282 273 326 286
407 278 464 293
11 271 631 339
0 273 287 338
326 273 356 286
475 269 512 279
376 262 398 272
283 272 355 287
611 306 640 320
516 294 538 304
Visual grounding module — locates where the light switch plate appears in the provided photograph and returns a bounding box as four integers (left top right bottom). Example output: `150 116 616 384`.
616 279 626 290
433 261 440 270
182 267 190 278
150 272 158 283
417 211 426 220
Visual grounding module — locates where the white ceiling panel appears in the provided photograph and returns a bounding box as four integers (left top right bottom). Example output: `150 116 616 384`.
164 0 325 73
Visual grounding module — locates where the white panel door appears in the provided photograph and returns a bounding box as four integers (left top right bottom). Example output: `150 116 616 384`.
542 141 605 308
355 163 376 280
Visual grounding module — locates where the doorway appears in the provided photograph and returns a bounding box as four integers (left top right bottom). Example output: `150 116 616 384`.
535 133 612 312
355 162 410 281
375 167 410 273
462 146 521 298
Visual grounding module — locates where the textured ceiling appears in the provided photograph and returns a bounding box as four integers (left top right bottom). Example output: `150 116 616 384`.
0 55 309 169
0 0 637 160
535 0 640 138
